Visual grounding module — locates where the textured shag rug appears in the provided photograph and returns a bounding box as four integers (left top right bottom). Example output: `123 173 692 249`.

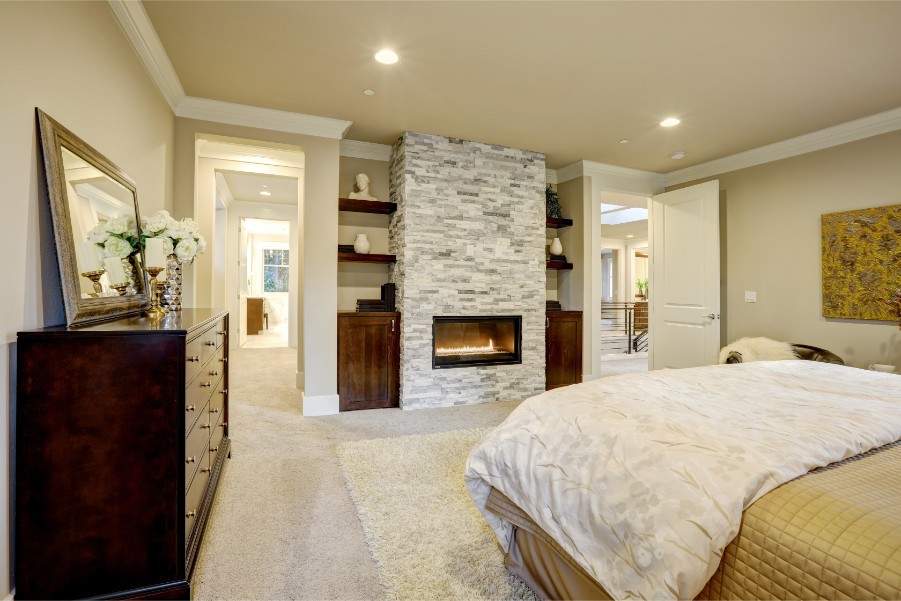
337 428 539 601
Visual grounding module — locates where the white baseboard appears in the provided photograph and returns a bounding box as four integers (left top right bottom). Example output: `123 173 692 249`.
302 393 339 416
5 588 14 601
295 370 304 389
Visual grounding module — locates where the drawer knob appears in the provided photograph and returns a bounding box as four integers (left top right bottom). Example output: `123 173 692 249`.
188 355 200 362
219 389 228 395
186 510 196 519
200 381 212 388
220 422 227 428
217 331 226 336
210 445 219 453
186 404 196 412
186 456 196 464
210 408 220 414
201 467 212 474
205 341 216 347
209 370 219 376
201 423 211 430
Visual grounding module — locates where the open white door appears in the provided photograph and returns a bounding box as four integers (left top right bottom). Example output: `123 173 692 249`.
649 180 720 370
238 220 248 348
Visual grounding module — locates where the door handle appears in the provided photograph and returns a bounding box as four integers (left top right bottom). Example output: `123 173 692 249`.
391 319 395 332
705 314 719 320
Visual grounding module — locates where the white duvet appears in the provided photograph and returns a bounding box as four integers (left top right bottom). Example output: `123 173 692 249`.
465 361 901 600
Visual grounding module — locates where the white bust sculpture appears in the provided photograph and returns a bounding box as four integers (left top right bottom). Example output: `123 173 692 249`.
348 173 378 201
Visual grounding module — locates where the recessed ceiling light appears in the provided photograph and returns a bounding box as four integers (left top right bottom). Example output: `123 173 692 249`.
671 151 686 160
374 49 399 64
260 191 272 196
363 89 375 96
262 184 270 188
619 139 630 144
660 117 681 127
626 235 635 238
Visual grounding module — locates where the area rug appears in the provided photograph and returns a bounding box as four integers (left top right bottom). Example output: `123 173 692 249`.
337 428 538 601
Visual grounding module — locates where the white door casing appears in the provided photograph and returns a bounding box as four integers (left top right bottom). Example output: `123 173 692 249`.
649 180 720 370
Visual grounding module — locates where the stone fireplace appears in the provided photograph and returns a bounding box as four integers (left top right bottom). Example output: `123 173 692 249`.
432 315 522 369
389 132 546 409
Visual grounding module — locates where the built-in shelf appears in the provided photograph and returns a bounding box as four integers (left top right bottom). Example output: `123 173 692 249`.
546 217 573 228
546 260 573 270
339 251 396 264
339 198 397 214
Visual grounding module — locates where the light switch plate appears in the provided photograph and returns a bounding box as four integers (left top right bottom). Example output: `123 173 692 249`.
744 291 757 303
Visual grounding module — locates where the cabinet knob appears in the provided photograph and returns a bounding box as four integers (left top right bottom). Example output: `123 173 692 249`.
220 389 228 395
220 357 228 363
201 423 211 430
186 404 196 412
209 370 219 376
201 381 212 388
186 510 196 519
210 445 219 453
205 341 216 347
201 467 212 474
188 355 200 362
186 456 196 464
220 422 228 428
210 408 220 414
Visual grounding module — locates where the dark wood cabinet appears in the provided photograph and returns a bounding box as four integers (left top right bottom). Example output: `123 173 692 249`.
16 309 230 600
246 296 264 335
338 312 399 411
546 310 583 390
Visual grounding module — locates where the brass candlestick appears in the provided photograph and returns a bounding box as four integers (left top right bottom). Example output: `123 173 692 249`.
111 282 130 296
155 280 169 313
144 266 166 319
80 269 106 297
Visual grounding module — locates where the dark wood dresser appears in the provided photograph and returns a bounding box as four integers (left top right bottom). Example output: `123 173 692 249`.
16 309 230 599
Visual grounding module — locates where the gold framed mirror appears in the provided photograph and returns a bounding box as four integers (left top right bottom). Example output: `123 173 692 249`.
37 109 149 325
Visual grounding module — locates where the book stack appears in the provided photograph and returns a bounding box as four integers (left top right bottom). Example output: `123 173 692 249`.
546 300 562 311
338 244 355 253
547 254 567 263
356 283 397 312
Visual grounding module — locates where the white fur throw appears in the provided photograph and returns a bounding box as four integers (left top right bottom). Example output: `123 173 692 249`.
718 337 798 364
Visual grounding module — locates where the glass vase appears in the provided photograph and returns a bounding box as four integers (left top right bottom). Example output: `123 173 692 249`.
162 254 183 311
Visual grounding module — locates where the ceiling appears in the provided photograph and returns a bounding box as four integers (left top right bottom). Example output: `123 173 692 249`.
143 1 901 173
219 171 299 205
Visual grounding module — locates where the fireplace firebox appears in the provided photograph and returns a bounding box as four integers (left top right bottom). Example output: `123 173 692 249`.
432 316 522 369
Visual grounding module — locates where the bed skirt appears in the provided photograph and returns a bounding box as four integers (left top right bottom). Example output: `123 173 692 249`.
486 440 901 600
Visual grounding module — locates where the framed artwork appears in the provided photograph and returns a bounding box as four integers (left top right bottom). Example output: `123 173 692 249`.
821 204 901 320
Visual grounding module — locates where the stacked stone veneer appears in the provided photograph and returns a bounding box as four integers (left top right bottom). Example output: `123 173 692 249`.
389 132 546 409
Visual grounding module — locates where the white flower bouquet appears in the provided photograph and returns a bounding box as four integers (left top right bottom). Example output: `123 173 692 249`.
141 209 207 263
86 214 138 259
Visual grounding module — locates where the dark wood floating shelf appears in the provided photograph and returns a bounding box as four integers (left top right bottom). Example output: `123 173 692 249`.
339 251 396 264
546 261 574 270
339 198 397 214
546 217 573 228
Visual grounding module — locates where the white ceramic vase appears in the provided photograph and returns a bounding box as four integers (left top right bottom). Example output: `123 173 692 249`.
549 237 563 256
353 233 371 254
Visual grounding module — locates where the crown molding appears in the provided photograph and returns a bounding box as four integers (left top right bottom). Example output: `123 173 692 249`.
108 0 185 111
582 160 665 186
545 169 557 185
177 97 353 139
554 161 584 183
340 140 392 161
665 106 901 187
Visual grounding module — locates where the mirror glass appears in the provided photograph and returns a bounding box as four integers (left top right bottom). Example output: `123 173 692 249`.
38 110 149 325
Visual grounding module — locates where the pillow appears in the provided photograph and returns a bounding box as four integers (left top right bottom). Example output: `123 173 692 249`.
718 337 798 364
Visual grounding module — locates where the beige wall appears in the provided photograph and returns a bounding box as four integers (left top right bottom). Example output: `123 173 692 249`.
338 157 391 310
173 118 340 404
0 2 175 595
671 130 901 369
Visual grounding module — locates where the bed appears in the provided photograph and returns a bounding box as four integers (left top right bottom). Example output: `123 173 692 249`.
465 361 901 600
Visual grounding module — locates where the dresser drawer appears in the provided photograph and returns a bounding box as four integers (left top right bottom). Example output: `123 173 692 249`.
185 374 215 433
185 450 210 541
205 346 225 385
214 318 227 349
209 378 225 426
185 336 203 383
199 327 218 365
185 410 210 492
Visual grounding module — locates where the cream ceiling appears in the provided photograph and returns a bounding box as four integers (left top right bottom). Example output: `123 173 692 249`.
143 1 901 172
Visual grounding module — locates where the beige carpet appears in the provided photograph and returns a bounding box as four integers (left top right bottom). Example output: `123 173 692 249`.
191 346 524 600
338 429 538 601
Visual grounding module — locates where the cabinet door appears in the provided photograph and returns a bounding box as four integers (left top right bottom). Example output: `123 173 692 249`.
546 312 583 390
338 314 399 410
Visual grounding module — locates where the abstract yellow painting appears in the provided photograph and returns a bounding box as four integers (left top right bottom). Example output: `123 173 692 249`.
821 204 901 320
